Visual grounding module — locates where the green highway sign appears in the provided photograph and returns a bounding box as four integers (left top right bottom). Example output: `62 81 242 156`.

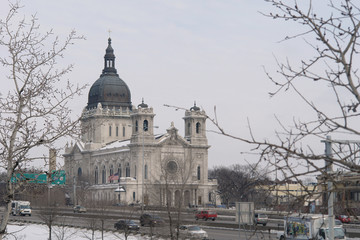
50 170 66 185
11 170 66 185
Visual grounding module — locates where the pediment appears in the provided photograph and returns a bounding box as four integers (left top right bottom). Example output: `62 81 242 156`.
158 132 189 147
69 142 84 155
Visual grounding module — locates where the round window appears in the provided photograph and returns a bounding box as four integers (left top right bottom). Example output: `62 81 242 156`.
167 160 178 174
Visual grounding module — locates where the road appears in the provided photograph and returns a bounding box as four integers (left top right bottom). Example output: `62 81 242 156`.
6 207 360 239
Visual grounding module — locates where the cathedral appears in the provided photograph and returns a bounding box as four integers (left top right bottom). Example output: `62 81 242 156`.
63 38 218 207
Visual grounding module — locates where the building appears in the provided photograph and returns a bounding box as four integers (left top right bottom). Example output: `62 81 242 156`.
317 171 360 215
63 38 217 207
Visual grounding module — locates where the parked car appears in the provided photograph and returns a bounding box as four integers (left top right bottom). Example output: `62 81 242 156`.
254 213 268 226
336 215 351 223
73 205 87 213
114 220 140 231
195 210 217 221
177 225 208 239
139 213 164 227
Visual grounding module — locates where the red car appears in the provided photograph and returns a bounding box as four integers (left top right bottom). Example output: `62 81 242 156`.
336 215 351 223
195 210 217 221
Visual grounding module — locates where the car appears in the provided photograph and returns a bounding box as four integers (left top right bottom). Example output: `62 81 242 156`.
114 220 140 231
195 210 217 221
335 219 343 228
177 225 208 239
139 213 165 227
336 215 351 223
254 213 268 226
128 203 141 207
73 205 87 213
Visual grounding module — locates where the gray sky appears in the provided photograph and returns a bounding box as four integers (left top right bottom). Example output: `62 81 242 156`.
0 1 335 174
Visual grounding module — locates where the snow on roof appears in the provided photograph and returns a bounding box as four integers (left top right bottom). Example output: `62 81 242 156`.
100 139 131 150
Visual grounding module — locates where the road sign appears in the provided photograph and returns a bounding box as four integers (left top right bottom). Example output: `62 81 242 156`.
11 170 66 185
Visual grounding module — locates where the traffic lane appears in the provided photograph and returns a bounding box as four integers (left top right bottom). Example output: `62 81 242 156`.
11 209 360 239
204 227 276 240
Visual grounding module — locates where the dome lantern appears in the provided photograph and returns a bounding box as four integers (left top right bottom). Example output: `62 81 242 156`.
102 38 117 76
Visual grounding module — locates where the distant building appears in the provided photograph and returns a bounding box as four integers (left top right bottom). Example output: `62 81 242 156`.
259 180 319 209
63 38 217 207
317 171 360 214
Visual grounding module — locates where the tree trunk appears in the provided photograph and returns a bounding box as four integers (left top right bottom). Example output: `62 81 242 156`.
0 186 12 240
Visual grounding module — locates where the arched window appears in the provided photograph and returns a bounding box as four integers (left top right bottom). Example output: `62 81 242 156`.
118 164 122 183
102 166 106 184
196 122 201 134
95 166 98 184
208 192 212 202
133 192 136 201
197 166 201 180
135 120 138 132
116 126 119 137
109 126 112 136
123 126 125 137
126 163 130 177
187 122 191 135
145 164 148 179
109 165 114 183
78 167 82 178
143 120 148 131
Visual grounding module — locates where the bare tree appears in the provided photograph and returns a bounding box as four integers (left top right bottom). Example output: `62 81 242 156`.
209 164 271 208
85 198 115 240
212 0 360 214
83 216 98 240
52 218 79 240
38 205 61 240
161 152 196 240
112 207 140 240
76 174 91 205
0 2 85 238
166 0 360 217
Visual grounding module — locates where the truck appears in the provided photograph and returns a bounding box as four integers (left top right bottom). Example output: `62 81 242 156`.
11 200 32 216
195 210 217 221
277 214 346 240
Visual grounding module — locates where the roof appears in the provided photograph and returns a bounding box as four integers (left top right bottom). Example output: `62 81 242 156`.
87 38 132 110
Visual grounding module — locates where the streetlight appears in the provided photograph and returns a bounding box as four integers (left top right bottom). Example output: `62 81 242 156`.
115 183 126 205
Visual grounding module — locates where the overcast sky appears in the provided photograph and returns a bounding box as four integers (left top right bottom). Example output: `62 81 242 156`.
0 1 338 176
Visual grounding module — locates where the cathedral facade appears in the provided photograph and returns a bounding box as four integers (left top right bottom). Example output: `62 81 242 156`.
63 39 218 207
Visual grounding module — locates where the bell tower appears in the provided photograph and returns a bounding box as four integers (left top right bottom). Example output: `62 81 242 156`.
130 99 156 144
183 102 208 145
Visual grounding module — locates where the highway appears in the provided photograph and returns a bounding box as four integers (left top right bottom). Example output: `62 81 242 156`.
5 207 360 239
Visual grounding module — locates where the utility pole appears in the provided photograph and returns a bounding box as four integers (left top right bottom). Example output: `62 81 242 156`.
323 136 334 240
321 137 360 240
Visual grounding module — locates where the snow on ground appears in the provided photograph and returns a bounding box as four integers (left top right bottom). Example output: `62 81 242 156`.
4 222 158 240
5 223 360 240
